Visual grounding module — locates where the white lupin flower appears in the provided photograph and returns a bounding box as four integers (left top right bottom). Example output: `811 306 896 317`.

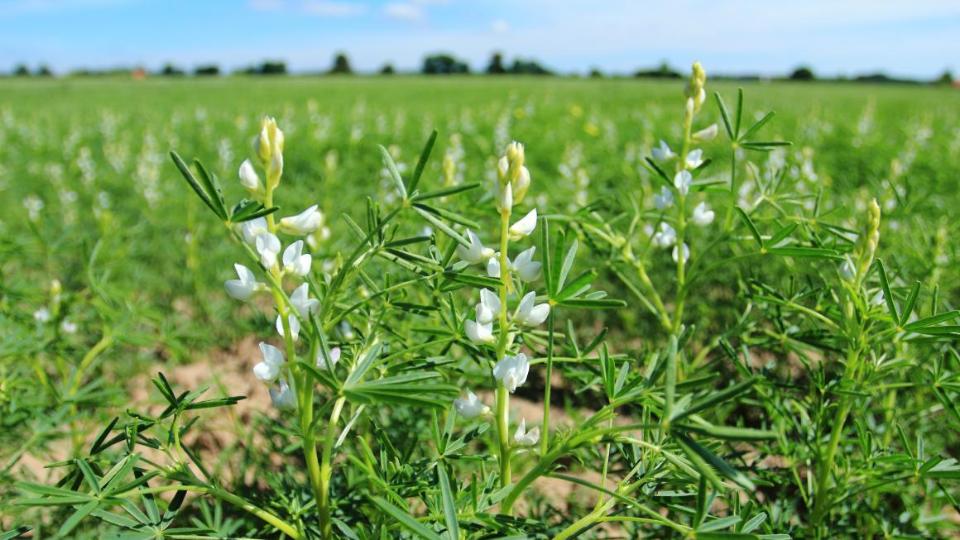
282 240 312 276
317 346 341 369
870 290 885 307
225 263 262 300
290 283 319 318
240 217 269 245
255 232 281 268
269 380 297 410
693 124 719 142
33 307 51 323
672 243 690 264
512 247 542 282
454 391 490 419
674 170 693 196
513 418 540 446
654 186 674 209
60 319 78 334
653 223 677 248
476 289 501 325
493 353 529 393
253 342 284 382
514 291 550 327
465 320 495 344
238 159 261 191
457 229 495 264
652 140 675 161
692 202 715 226
279 205 323 235
509 208 537 239
276 314 301 341
685 149 704 169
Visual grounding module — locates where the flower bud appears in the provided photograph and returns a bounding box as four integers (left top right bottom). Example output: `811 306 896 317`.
513 166 530 204
238 159 262 192
685 62 707 113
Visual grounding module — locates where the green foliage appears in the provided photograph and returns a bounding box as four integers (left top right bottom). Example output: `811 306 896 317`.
1 69 958 539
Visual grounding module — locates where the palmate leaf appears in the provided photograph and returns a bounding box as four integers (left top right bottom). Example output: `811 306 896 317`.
344 372 458 408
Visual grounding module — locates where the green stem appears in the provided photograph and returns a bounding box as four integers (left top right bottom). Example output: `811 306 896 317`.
540 311 554 455
723 145 739 231
319 396 346 539
494 207 513 495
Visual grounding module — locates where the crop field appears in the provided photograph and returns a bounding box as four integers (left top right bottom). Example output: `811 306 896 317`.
1 72 959 539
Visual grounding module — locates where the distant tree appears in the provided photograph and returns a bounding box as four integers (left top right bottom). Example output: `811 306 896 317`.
509 58 552 75
36 64 53 77
260 61 287 75
160 63 185 76
789 66 816 81
13 64 30 77
486 52 506 74
422 53 470 75
329 52 352 75
936 70 954 85
589 67 604 78
379 63 395 75
194 64 220 76
634 61 681 79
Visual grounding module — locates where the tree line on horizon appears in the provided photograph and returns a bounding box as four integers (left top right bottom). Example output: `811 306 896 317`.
4 53 955 86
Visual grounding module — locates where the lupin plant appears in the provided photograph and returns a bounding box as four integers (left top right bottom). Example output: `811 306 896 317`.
7 64 960 540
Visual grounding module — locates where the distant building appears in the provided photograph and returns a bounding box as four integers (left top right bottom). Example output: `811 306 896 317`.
132 68 147 80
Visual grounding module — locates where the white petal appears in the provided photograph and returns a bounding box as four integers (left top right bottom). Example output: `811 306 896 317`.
259 342 284 367
253 361 280 382
465 320 494 343
486 256 501 278
509 208 537 238
524 303 550 326
673 170 692 196
225 279 254 300
239 159 261 190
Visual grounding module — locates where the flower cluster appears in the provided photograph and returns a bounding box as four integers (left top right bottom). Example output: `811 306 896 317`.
223 117 328 409
452 141 548 454
649 62 717 265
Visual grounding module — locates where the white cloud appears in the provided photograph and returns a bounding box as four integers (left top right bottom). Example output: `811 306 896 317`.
303 0 367 17
383 2 423 22
491 19 509 34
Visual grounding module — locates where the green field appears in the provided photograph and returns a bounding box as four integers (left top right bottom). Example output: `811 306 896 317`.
2 75 959 538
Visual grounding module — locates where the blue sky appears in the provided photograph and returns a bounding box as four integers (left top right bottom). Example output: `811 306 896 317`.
1 0 958 77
